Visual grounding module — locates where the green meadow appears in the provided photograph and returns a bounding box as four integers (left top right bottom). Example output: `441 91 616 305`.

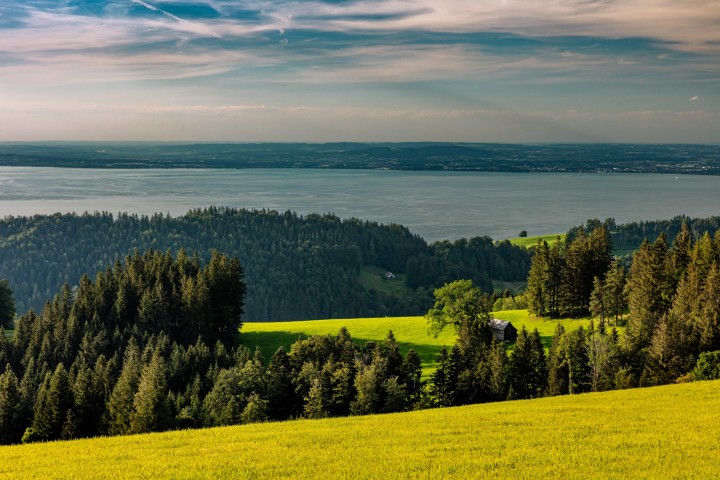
240 311 594 376
2 380 718 479
508 233 565 248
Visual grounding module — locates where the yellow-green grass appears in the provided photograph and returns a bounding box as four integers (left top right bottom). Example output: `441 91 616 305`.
508 233 565 248
240 311 594 376
2 380 719 479
241 316 456 377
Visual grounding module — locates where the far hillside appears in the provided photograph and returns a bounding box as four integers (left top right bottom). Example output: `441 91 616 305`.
0 209 530 321
2 380 717 479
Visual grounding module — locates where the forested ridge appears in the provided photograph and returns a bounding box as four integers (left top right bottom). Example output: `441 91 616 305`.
0 208 530 322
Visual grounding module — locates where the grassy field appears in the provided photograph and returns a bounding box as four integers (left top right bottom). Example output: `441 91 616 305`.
241 316 456 376
2 380 718 479
508 233 565 248
240 311 593 376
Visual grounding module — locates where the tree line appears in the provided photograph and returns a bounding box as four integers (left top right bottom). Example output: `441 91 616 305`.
0 208 530 322
517 224 720 391
568 215 720 253
3 230 720 445
0 248 426 444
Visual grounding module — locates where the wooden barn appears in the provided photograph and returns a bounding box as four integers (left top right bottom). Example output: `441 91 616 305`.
489 318 518 342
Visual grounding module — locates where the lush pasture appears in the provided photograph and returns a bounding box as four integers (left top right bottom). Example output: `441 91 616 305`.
240 311 592 376
241 316 456 376
2 380 718 479
509 233 565 248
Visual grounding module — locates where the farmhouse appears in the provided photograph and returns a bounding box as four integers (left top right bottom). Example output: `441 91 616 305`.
489 318 517 342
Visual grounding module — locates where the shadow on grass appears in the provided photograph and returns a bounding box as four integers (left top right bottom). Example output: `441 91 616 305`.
239 330 451 372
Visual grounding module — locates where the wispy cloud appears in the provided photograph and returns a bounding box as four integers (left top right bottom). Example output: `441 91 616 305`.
0 0 718 142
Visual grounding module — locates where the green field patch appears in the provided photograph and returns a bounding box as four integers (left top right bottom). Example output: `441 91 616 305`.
493 309 596 349
242 316 457 378
2 380 719 479
357 265 415 299
508 233 565 248
241 311 594 376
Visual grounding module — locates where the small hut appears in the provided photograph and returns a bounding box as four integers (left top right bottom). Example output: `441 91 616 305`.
488 318 518 342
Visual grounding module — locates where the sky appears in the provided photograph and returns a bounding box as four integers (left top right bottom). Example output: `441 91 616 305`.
0 0 719 143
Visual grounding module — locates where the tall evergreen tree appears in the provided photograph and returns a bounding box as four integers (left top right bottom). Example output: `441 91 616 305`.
546 324 568 396
626 235 673 349
508 327 546 399
0 279 15 329
130 351 170 434
32 364 73 441
0 366 24 444
107 340 142 435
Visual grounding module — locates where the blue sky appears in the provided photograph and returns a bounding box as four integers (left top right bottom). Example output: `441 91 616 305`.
1 0 718 142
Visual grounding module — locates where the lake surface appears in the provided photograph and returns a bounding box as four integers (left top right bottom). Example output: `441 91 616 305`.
1 168 719 242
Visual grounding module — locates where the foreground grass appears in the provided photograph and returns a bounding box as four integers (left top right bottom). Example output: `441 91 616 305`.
241 311 592 376
2 380 719 479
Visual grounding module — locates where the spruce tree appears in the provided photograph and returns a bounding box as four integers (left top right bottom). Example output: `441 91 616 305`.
0 366 24 444
32 364 73 441
508 327 546 399
0 279 15 329
546 324 568 396
130 351 171 434
526 241 549 316
107 340 142 435
626 235 672 349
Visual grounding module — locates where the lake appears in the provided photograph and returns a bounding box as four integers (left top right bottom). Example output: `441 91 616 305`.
1 167 719 242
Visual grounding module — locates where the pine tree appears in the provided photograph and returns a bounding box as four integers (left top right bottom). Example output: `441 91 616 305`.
486 339 507 401
626 235 672 349
0 279 15 329
699 263 720 352
202 368 241 427
32 364 73 441
546 324 568 396
508 327 546 399
402 349 422 406
604 260 627 326
589 276 607 323
240 392 268 424
130 351 171 434
0 366 24 444
107 340 142 435
527 241 549 316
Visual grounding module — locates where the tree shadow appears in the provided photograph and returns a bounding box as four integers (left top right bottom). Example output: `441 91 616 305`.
240 330 451 375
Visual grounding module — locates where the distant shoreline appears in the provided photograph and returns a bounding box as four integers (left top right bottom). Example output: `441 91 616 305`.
1 142 719 175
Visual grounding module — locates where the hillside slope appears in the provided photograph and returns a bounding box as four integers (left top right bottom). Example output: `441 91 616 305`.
1 380 718 479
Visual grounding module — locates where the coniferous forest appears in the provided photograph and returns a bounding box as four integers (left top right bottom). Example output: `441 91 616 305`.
0 208 530 322
1 222 720 445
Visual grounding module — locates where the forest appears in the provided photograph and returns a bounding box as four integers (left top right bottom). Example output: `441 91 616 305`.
1 224 720 445
0 208 530 321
